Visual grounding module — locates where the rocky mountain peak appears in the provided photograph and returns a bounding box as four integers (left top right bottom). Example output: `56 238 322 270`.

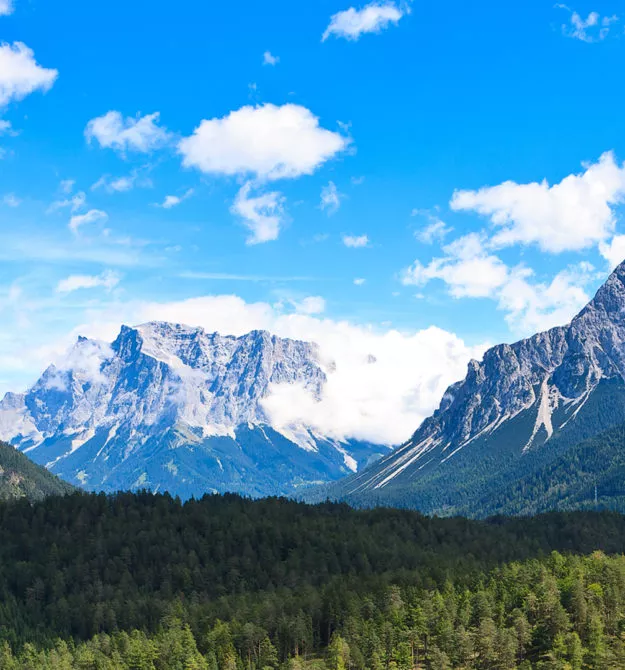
0 322 383 498
333 260 625 504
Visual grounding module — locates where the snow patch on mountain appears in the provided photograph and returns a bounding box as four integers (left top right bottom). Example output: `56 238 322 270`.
0 393 42 447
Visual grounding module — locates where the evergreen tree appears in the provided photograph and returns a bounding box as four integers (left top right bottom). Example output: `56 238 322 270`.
327 634 349 670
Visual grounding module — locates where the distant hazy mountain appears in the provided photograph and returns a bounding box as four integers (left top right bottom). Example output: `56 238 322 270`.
0 323 386 498
313 260 625 517
0 440 73 502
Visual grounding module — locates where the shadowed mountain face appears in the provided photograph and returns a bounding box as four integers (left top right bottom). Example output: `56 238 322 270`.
0 323 386 499
312 260 625 517
0 440 73 502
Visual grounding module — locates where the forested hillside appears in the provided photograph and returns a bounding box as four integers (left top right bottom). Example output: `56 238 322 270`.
0 440 73 502
1 551 623 668
467 420 625 517
332 412 625 519
3 493 625 667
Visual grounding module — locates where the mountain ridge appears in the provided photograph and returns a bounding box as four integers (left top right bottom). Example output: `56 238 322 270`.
309 259 625 516
0 322 386 498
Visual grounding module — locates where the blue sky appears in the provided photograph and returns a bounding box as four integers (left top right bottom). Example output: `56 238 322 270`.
1 0 625 442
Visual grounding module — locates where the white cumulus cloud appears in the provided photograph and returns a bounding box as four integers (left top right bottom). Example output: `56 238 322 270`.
498 263 596 334
402 233 598 334
178 103 348 181
600 235 625 270
322 1 408 41
450 152 625 254
403 233 509 298
85 111 170 154
0 42 58 107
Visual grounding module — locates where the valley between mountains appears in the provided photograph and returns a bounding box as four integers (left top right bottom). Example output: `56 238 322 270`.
5 261 625 517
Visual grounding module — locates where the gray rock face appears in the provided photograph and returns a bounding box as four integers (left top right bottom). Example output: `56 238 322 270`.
342 261 625 496
0 323 385 497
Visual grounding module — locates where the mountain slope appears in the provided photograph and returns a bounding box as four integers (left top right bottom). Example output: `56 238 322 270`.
473 419 625 516
0 323 386 498
0 440 73 501
313 260 625 516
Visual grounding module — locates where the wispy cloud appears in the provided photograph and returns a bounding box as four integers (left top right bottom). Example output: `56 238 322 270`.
322 1 409 41
231 182 286 245
263 51 279 66
85 111 171 154
556 5 619 42
320 181 342 215
180 271 316 282
92 168 153 194
412 209 453 244
157 188 195 209
2 193 20 207
69 209 108 234
56 270 121 294
0 120 17 136
59 179 75 194
343 234 370 248
48 191 86 214
0 0 13 16
0 231 164 267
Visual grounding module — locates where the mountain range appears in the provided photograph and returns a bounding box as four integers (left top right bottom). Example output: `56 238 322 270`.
6 262 625 516
311 259 625 516
0 323 385 498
